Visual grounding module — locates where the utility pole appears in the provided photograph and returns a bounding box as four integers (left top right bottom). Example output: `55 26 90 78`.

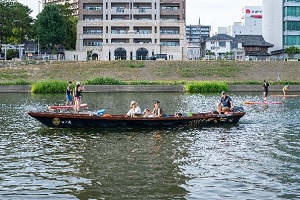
198 17 201 60
37 0 41 55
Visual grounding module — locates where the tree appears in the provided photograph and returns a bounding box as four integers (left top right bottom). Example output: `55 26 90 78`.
284 46 300 59
54 2 78 50
0 2 33 44
35 5 67 50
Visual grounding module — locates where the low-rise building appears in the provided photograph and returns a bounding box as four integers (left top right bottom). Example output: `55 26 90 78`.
204 34 273 60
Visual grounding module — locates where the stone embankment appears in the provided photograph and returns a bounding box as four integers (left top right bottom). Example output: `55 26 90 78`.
1 85 300 93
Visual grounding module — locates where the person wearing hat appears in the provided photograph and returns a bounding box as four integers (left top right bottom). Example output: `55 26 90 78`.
152 100 165 117
74 81 85 113
282 85 289 95
125 101 141 117
217 91 234 115
66 81 73 106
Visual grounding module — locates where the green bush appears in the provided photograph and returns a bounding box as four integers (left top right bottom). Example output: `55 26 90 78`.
31 80 68 93
85 77 126 85
186 81 228 93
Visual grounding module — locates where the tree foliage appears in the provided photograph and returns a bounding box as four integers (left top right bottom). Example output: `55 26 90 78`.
284 46 300 59
34 3 77 51
35 5 67 50
0 2 33 44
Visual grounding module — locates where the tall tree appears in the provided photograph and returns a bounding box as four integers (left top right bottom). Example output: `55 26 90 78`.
35 4 67 50
55 2 78 50
0 2 33 44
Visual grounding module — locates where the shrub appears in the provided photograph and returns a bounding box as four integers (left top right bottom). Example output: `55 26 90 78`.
31 80 67 93
186 81 228 93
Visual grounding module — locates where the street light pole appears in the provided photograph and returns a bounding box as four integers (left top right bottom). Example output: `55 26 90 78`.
37 0 41 55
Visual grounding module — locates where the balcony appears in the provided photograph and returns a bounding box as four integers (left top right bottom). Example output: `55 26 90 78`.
110 8 130 14
132 8 152 14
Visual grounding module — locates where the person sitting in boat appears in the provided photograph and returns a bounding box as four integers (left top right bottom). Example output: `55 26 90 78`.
143 108 153 117
125 101 142 117
152 100 165 117
282 85 289 95
217 91 234 115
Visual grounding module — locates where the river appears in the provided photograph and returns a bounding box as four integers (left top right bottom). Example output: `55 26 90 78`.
0 92 299 199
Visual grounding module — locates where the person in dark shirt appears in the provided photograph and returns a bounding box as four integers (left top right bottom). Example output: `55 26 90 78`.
74 82 85 113
152 100 165 117
217 91 234 115
262 80 270 102
66 81 73 106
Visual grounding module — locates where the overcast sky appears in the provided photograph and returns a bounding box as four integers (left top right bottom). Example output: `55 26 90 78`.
19 0 262 30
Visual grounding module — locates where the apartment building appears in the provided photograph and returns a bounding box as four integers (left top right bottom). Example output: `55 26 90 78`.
186 24 211 59
263 0 300 51
75 0 186 61
42 0 79 15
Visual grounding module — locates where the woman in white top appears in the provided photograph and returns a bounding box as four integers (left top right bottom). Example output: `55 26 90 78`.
125 101 141 117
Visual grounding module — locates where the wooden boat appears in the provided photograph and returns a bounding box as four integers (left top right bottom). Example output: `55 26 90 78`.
270 94 300 97
28 110 246 128
243 101 283 105
48 103 88 110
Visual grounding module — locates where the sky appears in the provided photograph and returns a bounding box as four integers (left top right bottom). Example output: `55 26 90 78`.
18 0 262 30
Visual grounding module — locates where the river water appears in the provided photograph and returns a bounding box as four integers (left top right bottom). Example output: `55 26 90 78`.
0 92 299 200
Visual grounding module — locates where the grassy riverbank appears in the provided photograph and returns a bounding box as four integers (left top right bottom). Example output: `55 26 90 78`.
0 60 299 85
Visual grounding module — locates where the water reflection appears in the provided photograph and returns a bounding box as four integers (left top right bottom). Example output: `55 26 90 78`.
0 92 299 199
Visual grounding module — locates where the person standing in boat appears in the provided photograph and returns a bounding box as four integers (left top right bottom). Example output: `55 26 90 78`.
217 91 234 115
152 100 165 117
74 82 84 113
125 101 142 117
66 81 73 106
262 80 270 102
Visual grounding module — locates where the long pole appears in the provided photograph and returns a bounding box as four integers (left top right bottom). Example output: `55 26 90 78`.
37 1 41 55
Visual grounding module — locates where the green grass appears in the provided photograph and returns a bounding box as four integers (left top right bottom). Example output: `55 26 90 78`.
31 80 70 93
186 81 228 93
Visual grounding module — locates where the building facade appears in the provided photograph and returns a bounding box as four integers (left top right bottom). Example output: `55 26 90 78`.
42 0 79 15
186 24 211 59
263 0 300 51
231 6 262 37
75 0 186 61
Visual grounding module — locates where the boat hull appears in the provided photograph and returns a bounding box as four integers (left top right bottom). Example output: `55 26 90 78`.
28 112 246 128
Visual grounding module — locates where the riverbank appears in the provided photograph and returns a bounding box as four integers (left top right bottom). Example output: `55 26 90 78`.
0 60 299 83
1 85 300 93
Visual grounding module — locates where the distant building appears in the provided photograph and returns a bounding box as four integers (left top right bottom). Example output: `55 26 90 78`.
186 24 211 59
231 6 262 37
235 35 273 60
204 34 274 60
205 34 237 60
42 0 79 15
263 0 300 51
71 0 186 61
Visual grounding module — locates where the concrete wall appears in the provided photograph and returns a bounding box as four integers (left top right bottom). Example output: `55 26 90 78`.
0 85 300 93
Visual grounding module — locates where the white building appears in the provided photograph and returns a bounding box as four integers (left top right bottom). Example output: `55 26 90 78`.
231 6 262 37
72 0 186 61
263 0 300 51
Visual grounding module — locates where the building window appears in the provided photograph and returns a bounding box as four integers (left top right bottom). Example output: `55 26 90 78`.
219 41 226 47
